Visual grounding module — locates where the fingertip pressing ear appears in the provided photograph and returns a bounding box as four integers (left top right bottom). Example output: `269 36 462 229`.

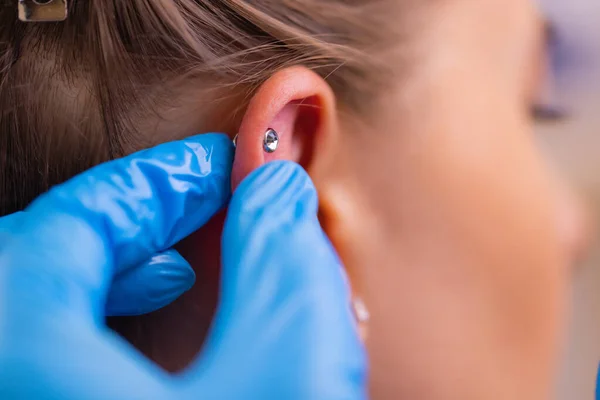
228 67 369 342
231 66 338 190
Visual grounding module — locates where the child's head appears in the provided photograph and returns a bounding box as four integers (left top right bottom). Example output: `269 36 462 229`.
0 1 590 398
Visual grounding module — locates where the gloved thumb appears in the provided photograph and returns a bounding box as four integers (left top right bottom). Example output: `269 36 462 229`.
182 161 365 399
105 249 195 316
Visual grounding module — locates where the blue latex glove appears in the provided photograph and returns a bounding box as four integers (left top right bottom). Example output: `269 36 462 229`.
596 363 600 400
0 212 195 316
0 133 366 399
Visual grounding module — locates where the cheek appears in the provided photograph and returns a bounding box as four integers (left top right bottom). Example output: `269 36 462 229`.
341 114 569 397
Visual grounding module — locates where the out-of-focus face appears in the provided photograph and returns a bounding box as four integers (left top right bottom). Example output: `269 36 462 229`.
536 0 600 188
108 0 596 397
321 0 590 398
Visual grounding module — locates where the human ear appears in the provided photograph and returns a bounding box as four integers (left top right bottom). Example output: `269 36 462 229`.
231 66 339 189
231 66 370 339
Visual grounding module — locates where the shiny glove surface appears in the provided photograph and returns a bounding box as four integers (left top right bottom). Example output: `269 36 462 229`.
0 130 366 399
0 212 196 316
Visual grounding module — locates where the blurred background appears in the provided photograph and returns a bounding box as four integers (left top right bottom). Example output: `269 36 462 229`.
538 1 600 398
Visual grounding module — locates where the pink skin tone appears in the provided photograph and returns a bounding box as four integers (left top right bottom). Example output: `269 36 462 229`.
122 1 594 398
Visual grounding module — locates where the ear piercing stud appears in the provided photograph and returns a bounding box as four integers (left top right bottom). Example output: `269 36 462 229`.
352 297 370 323
262 128 279 153
232 128 279 153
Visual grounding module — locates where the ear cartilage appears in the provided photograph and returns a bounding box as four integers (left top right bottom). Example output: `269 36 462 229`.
263 128 279 153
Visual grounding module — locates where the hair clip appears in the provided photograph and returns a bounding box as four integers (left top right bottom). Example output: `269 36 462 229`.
18 0 68 22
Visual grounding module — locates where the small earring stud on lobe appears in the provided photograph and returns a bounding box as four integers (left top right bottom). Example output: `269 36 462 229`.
352 297 370 341
352 297 370 323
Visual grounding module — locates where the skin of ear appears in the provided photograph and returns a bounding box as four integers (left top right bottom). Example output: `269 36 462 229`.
231 67 339 190
231 66 369 336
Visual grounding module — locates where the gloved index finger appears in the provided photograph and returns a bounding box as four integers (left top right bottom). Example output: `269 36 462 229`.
1 133 232 317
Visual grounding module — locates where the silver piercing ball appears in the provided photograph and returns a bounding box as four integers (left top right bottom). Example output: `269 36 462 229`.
232 129 279 153
263 128 279 153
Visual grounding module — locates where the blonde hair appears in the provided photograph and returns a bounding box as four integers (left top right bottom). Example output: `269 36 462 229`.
0 1 410 214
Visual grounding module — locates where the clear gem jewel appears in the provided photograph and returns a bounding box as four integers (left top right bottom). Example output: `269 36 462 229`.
263 128 279 153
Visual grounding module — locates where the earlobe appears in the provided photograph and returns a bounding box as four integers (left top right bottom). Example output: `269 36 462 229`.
231 66 339 190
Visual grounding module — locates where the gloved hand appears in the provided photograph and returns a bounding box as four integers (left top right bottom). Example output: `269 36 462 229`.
0 212 196 316
0 133 366 399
